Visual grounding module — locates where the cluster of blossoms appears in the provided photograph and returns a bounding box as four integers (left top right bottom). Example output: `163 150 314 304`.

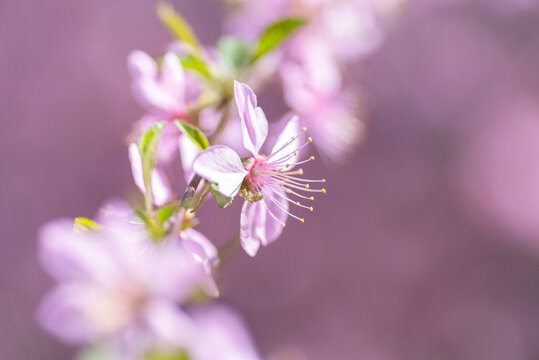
37 2 402 359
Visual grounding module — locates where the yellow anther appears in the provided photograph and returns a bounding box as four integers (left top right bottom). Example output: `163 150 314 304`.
305 184 310 189
309 207 313 212
296 202 301 206
300 218 305 223
281 222 286 227
292 136 296 140
321 188 326 194
279 182 285 186
309 156 315 160
310 196 314 200
307 137 313 142
298 168 304 175
302 126 307 131
322 178 326 183
286 189 292 194
286 164 290 168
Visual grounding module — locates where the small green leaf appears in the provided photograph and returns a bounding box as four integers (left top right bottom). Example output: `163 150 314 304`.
254 17 306 61
156 204 178 225
211 183 234 208
180 54 212 79
73 217 101 233
139 121 166 173
217 36 252 73
134 208 149 224
174 120 209 151
157 2 203 55
145 349 189 360
76 346 115 360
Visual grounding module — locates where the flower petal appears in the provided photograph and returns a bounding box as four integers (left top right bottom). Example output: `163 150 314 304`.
193 145 248 197
268 114 301 169
160 51 185 113
179 134 200 183
234 81 268 156
128 50 157 80
128 50 177 112
188 304 262 360
38 220 119 284
37 285 99 344
261 187 288 244
129 143 171 206
128 143 145 195
150 169 171 206
143 299 195 348
240 201 264 257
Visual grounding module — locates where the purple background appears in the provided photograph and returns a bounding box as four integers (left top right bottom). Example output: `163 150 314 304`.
3 0 539 359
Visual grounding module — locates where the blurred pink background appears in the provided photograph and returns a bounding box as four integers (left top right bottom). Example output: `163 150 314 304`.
3 0 539 359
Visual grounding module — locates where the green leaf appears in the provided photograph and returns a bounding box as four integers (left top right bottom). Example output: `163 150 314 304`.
174 120 209 151
180 54 212 79
156 204 178 225
157 2 203 54
217 36 252 73
145 349 189 360
139 121 166 174
211 183 234 208
73 217 101 233
76 346 115 360
254 17 306 61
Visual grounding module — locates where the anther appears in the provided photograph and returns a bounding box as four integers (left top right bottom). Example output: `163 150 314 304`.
302 127 307 131
298 168 304 175
296 202 301 206
286 164 290 168
286 189 292 194
307 137 313 143
281 222 286 227
309 207 313 212
294 151 298 156
279 182 285 186
322 179 326 183
309 156 315 160
300 218 305 223
310 196 314 200
321 188 326 194
305 184 310 189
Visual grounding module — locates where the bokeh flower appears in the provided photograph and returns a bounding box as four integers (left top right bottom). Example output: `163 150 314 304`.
37 219 216 351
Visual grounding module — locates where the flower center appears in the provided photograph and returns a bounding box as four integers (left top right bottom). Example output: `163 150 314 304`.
240 127 327 225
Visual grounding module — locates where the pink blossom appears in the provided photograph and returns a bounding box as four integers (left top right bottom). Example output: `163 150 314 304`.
193 82 325 256
37 219 217 349
281 39 364 163
187 304 262 360
128 50 195 166
128 50 187 119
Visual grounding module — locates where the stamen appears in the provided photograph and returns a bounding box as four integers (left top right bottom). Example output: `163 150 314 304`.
302 127 307 132
307 137 313 143
267 135 300 160
266 192 307 223
285 188 315 200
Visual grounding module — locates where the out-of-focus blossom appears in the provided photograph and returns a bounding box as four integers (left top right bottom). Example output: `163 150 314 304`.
179 228 220 297
281 40 364 162
37 219 216 352
186 304 262 360
128 50 195 164
128 50 187 120
128 143 171 206
193 82 325 256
